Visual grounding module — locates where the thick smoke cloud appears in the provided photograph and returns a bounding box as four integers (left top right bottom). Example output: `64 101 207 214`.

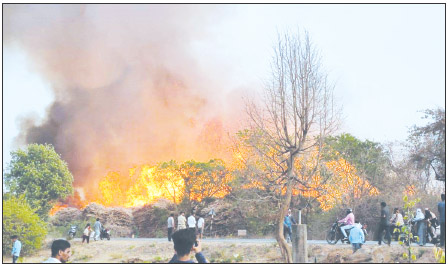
4 4 245 196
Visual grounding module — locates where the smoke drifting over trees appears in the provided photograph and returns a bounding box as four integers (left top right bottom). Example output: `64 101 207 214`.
4 4 245 195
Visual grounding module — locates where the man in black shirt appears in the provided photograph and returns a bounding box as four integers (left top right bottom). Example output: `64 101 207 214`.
169 228 207 263
378 202 391 245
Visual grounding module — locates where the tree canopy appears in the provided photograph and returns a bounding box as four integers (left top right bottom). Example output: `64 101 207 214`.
2 194 47 255
4 144 74 217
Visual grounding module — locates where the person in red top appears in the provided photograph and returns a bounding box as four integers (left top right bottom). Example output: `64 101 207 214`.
338 208 355 239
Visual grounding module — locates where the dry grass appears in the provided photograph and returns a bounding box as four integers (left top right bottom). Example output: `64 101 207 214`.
2 237 438 263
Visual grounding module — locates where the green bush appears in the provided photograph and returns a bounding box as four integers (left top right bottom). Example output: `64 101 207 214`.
3 194 47 255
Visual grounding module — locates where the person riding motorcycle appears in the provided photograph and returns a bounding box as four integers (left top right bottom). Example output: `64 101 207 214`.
338 208 355 240
390 208 404 240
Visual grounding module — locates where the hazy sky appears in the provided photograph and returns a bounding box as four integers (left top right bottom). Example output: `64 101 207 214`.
3 4 445 169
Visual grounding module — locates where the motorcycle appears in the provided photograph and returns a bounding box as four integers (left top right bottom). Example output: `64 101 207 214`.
100 227 111 240
326 221 368 245
68 225 77 240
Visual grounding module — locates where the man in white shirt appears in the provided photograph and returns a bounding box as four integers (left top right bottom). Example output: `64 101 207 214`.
43 239 71 263
178 212 187 230
167 213 175 241
187 212 197 232
10 235 21 263
197 215 205 239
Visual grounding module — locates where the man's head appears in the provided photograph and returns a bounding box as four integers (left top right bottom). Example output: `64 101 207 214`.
442 194 445 201
394 208 399 213
180 211 185 216
172 229 197 257
51 239 71 263
96 218 100 221
170 213 174 217
346 208 352 215
10 235 18 242
381 202 386 207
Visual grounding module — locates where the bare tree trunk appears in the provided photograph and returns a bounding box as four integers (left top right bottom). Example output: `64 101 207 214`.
277 159 295 263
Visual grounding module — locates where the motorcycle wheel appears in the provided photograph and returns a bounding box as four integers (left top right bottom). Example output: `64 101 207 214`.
326 230 338 245
107 236 110 241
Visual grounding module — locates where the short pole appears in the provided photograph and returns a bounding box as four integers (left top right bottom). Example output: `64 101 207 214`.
292 224 308 263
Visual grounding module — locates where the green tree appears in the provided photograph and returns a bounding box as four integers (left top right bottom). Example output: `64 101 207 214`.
324 133 390 187
4 144 74 217
3 194 47 255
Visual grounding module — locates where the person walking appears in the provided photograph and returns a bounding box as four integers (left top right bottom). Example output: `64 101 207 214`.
438 194 445 247
168 213 175 242
93 218 102 241
10 235 21 263
378 202 391 245
178 212 187 230
43 239 71 263
349 221 365 253
197 215 205 239
82 224 91 244
412 208 426 246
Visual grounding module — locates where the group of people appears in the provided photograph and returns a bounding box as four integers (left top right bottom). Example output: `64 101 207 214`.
168 212 205 241
335 193 445 252
81 218 103 244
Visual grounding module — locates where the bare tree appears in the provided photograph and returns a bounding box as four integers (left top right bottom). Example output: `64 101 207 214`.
245 30 339 263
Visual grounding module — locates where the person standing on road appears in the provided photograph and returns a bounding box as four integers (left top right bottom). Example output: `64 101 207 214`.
178 212 187 230
82 224 91 244
378 202 391 246
43 239 71 263
438 194 445 247
10 235 21 263
197 215 205 239
187 212 197 232
168 213 175 242
412 208 426 246
93 218 102 241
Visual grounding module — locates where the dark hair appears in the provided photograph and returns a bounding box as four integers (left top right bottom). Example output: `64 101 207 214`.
172 229 196 257
170 213 174 217
442 194 445 201
96 218 100 221
85 223 90 229
381 202 386 207
10 235 18 239
180 211 185 215
51 239 71 257
394 208 399 213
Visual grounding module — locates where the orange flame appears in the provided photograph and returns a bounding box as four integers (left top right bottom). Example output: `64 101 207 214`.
49 203 69 216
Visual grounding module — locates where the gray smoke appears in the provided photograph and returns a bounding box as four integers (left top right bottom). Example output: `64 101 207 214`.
4 4 246 197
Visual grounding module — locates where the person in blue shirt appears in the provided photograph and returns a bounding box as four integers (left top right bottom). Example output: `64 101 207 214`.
438 194 445 247
348 222 364 253
283 209 296 243
169 228 207 263
10 235 21 263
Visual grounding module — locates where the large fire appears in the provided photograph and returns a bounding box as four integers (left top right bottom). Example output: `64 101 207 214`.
50 149 380 216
